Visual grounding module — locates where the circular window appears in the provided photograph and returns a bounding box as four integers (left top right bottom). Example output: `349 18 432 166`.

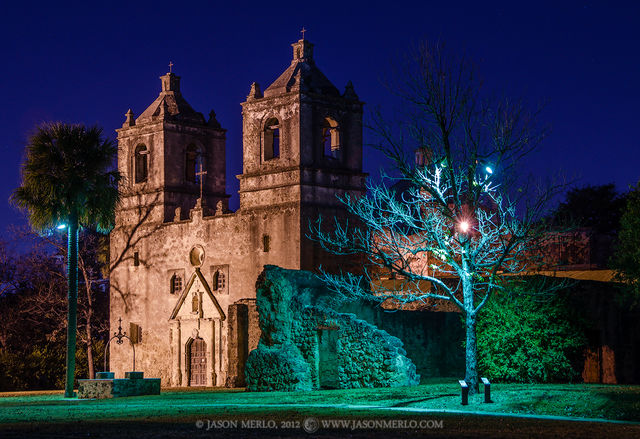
189 245 205 267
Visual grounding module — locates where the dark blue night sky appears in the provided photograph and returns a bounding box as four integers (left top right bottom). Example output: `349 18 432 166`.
1 1 639 235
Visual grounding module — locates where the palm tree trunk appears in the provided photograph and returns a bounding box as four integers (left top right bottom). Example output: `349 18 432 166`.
64 212 78 398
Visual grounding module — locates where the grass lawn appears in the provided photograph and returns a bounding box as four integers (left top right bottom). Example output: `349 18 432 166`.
0 381 639 425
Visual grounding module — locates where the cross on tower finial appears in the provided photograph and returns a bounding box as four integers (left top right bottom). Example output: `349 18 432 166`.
196 162 207 200
169 61 174 73
300 27 307 40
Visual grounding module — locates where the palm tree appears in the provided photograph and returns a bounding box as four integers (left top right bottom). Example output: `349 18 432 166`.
11 122 120 398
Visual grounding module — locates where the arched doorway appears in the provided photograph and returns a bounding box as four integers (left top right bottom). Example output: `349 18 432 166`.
187 337 207 386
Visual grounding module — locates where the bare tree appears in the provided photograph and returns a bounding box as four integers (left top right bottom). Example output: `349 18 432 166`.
12 226 109 379
76 232 109 379
0 235 68 354
311 42 562 394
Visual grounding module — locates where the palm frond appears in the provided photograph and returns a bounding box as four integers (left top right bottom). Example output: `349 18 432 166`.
10 122 121 233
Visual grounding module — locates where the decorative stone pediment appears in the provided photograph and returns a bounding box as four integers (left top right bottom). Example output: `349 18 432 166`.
169 268 226 321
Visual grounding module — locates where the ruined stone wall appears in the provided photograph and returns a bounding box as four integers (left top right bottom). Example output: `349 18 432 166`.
245 266 419 391
345 304 465 380
291 307 420 389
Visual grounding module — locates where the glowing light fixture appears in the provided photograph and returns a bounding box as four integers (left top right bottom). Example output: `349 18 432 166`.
57 224 67 230
459 221 470 233
485 166 493 174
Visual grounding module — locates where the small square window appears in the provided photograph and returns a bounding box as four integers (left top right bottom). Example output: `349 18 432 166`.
130 323 142 344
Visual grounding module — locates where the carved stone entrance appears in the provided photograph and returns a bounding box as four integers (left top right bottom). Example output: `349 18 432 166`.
317 327 339 389
188 338 207 386
170 267 226 387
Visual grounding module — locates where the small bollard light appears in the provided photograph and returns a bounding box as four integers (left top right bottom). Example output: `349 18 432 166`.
458 379 469 405
481 377 491 403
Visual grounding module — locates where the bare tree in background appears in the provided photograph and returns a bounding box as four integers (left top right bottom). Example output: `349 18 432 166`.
311 42 562 394
12 227 109 379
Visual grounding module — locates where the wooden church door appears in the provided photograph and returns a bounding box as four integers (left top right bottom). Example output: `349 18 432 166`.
189 338 207 386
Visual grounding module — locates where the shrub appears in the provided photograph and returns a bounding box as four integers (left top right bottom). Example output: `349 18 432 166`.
476 288 587 383
245 343 312 392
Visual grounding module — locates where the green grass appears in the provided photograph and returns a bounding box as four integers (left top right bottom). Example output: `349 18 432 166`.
0 382 639 425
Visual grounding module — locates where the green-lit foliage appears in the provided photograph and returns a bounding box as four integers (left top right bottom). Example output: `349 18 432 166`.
476 287 587 383
0 340 105 391
612 180 640 300
245 343 312 392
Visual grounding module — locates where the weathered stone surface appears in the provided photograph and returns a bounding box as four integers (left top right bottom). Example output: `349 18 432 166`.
112 378 160 397
125 371 144 379
96 371 115 379
342 302 465 379
109 38 366 388
78 378 161 399
78 379 114 399
245 266 420 391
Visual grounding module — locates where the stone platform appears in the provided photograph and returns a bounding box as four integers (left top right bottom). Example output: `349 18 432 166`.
78 371 161 399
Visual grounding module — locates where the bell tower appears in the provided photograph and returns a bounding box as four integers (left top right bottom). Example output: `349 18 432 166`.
116 70 229 223
238 38 366 211
239 38 367 271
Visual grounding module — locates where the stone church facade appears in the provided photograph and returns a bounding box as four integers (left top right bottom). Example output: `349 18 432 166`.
109 38 366 387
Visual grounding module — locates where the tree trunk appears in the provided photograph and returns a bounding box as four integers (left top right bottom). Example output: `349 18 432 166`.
86 319 94 379
461 258 478 395
80 259 95 379
86 342 94 379
64 213 78 398
464 311 478 395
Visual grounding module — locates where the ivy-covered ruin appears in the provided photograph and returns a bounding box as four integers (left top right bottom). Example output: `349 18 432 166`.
245 265 420 391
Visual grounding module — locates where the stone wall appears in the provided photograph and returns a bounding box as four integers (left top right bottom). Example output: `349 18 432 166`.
245 265 420 391
341 303 464 380
109 202 302 387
